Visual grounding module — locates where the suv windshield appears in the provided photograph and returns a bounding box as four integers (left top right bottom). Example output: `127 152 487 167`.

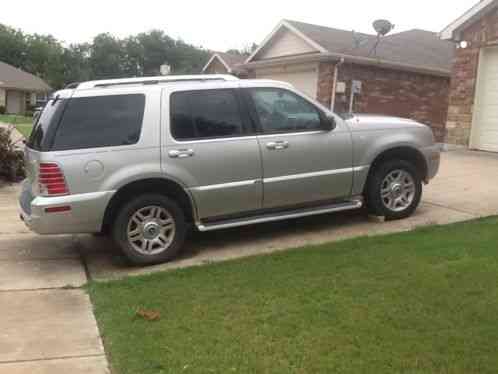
27 97 67 151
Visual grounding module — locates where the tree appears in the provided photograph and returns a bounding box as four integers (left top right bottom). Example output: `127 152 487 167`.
0 24 27 70
61 43 92 85
0 22 212 88
24 34 65 88
89 33 127 79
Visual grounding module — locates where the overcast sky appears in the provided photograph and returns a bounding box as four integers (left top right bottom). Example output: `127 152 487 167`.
1 0 477 51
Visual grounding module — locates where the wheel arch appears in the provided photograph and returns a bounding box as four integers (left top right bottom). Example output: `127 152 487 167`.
365 146 428 190
101 177 197 233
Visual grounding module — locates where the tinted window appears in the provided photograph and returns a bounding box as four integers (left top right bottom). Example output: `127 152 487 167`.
248 88 322 133
51 94 145 151
171 90 243 140
28 98 67 151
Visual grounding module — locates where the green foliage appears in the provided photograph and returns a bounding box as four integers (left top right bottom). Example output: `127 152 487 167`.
0 23 212 89
0 127 25 181
0 106 5 115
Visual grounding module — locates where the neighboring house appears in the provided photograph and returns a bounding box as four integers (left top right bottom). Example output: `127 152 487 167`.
202 52 247 76
0 61 51 115
441 0 498 152
243 20 455 141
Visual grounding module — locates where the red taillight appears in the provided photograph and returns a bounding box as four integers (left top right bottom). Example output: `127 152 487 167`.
38 163 69 196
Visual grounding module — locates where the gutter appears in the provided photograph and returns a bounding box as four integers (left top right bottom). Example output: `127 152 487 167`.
330 57 344 111
243 52 451 78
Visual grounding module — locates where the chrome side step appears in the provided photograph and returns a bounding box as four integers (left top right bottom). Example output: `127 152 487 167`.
197 199 363 232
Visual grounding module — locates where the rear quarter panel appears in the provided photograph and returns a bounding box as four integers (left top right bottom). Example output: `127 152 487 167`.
51 87 162 195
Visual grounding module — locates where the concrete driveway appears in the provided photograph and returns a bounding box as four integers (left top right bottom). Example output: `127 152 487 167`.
0 184 109 373
0 149 496 373
78 149 498 279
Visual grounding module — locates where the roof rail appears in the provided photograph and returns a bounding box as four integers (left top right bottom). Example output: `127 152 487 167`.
64 82 80 89
76 75 239 89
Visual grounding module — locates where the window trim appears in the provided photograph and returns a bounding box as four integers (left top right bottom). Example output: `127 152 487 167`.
242 87 329 135
169 88 253 143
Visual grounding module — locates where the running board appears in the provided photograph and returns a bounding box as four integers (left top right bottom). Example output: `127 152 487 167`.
197 199 363 232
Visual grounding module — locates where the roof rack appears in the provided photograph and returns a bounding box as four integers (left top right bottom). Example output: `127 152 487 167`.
75 75 239 89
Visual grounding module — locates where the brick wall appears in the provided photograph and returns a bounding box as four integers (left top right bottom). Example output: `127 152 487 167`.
317 62 450 142
446 7 498 145
316 62 336 108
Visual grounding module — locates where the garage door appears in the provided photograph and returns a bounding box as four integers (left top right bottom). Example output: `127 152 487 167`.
472 47 498 152
256 68 318 100
6 90 23 114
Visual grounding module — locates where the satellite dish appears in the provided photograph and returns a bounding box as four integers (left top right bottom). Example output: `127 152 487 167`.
373 19 395 36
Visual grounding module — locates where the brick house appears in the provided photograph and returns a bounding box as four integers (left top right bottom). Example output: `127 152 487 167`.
242 20 454 141
441 0 498 152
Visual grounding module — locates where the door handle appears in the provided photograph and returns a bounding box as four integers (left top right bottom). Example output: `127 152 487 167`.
168 149 195 158
266 141 289 150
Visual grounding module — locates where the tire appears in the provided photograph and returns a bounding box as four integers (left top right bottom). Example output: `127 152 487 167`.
365 160 422 220
112 194 187 265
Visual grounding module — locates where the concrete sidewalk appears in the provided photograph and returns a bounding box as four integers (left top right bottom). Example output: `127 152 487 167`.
0 184 109 373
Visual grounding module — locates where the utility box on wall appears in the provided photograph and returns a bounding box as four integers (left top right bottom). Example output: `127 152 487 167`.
352 80 362 94
336 82 346 94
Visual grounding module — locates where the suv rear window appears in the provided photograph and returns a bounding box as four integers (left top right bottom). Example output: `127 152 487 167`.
170 90 244 140
51 94 145 151
28 97 67 151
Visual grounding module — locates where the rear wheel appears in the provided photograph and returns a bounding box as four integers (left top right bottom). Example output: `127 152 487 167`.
112 194 187 265
365 160 422 220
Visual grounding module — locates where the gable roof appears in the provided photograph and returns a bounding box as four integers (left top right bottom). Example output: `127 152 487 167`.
0 61 51 92
246 20 455 76
441 0 498 40
202 52 246 73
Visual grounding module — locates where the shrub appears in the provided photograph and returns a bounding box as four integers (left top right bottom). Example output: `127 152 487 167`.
0 127 25 182
0 105 5 115
25 110 34 118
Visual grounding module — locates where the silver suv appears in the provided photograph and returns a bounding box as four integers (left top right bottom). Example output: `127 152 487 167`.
19 75 440 265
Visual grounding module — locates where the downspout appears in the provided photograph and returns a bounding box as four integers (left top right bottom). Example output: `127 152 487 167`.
330 57 344 112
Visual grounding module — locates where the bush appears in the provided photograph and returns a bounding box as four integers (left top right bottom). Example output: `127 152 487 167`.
0 105 5 114
25 110 34 118
0 127 25 182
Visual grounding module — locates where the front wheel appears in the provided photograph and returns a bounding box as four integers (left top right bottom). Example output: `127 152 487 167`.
112 194 187 265
365 160 422 220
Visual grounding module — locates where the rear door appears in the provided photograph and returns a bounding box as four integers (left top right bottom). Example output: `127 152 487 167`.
244 86 353 209
161 85 262 220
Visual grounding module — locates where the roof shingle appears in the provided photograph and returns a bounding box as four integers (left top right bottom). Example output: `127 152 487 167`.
0 61 51 92
271 20 455 73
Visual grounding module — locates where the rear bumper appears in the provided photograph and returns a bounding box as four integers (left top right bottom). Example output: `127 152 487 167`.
19 181 115 235
421 144 441 182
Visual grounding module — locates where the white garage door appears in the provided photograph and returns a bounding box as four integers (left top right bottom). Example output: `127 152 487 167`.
256 68 318 100
472 47 498 152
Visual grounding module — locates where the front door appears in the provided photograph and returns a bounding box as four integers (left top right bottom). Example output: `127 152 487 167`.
245 87 353 209
162 87 262 220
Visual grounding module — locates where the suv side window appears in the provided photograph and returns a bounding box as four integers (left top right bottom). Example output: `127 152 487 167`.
248 88 322 133
170 89 244 140
51 94 145 151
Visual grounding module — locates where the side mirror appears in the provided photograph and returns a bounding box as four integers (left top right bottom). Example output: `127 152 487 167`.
322 114 336 131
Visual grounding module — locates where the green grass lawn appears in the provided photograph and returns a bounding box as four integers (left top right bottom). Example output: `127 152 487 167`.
0 114 33 138
14 123 33 138
89 217 498 374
